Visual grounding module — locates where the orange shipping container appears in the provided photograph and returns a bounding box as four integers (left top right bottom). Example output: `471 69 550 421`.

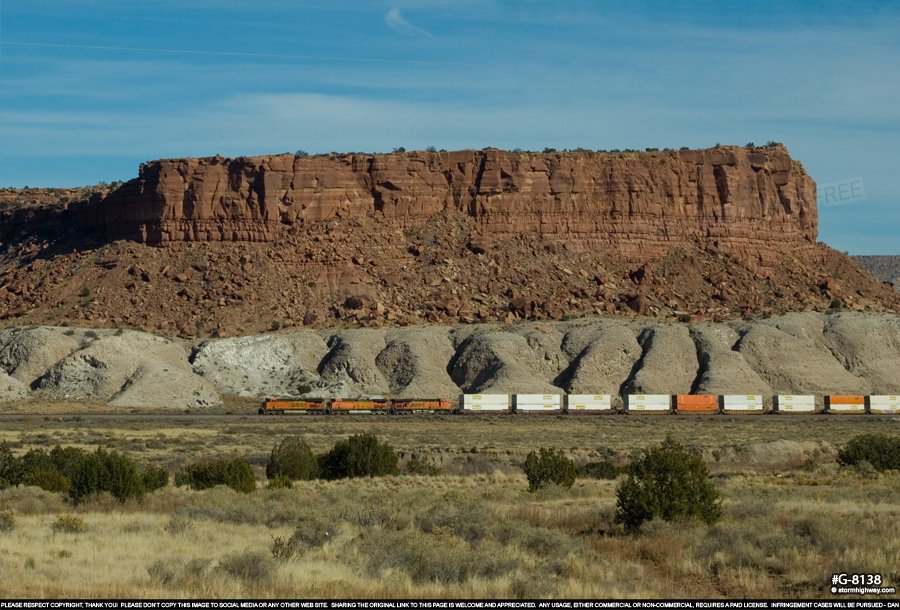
826 395 865 413
675 394 719 414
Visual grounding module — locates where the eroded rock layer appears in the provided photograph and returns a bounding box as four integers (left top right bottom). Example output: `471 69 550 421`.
1 312 898 408
90 145 815 271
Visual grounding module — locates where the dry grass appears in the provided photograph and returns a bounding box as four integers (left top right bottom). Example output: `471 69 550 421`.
0 409 898 598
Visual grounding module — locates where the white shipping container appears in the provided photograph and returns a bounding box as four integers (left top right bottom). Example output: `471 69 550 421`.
869 394 900 413
868 395 899 414
460 394 509 411
566 394 613 411
869 395 899 405
626 394 671 411
722 395 764 411
776 395 816 412
514 394 562 411
829 405 865 412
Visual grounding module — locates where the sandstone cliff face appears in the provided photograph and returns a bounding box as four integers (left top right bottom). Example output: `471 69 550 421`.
90 146 816 271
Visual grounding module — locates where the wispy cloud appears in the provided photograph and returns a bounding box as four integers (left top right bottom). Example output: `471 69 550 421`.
384 8 434 39
0 40 458 65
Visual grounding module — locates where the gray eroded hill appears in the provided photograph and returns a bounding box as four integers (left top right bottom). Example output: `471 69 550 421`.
1 311 898 408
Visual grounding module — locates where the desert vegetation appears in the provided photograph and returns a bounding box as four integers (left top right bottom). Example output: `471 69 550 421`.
0 416 898 598
614 436 722 533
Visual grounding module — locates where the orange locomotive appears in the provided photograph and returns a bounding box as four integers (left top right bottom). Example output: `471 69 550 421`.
329 398 391 413
391 398 453 413
258 396 453 414
258 397 327 415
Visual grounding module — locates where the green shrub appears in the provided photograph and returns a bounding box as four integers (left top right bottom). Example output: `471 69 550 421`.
49 445 89 479
318 434 399 480
16 447 88 492
141 466 169 493
175 457 255 493
576 460 623 480
838 434 900 472
22 465 71 493
404 453 441 476
52 514 89 534
0 444 155 501
615 436 722 534
523 447 576 492
266 437 318 481
1 442 20 487
68 447 145 504
0 510 14 533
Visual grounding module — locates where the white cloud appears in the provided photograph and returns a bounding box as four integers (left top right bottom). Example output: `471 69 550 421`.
384 8 434 39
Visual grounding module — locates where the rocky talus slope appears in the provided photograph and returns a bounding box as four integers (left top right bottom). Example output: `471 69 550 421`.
1 311 898 409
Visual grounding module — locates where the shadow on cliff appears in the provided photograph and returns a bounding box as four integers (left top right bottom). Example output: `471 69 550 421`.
0 186 132 265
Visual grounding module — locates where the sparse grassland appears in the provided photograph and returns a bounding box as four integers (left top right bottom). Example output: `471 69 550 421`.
0 410 898 598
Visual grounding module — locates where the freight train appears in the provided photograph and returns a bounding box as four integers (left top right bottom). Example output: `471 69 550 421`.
258 393 899 415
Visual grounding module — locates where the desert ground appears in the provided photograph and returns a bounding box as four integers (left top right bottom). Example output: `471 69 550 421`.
1 412 898 598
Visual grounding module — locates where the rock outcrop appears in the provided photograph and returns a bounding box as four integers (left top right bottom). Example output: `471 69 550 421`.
1 327 220 409
88 146 815 273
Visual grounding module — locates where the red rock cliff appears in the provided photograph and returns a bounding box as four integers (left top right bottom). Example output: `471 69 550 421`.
89 145 817 269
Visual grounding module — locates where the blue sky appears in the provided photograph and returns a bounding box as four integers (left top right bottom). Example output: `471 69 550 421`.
0 0 897 253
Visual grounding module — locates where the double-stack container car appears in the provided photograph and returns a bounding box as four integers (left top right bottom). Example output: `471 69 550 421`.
625 394 671 414
565 394 614 414
721 394 765 414
459 394 511 413
513 394 563 414
675 394 719 415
